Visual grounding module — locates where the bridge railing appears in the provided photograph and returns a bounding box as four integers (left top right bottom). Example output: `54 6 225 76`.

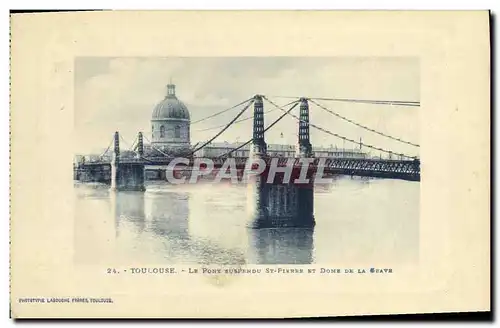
77 155 420 177
78 155 420 166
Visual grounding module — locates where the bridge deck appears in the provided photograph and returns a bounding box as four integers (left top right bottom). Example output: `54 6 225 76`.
78 156 420 181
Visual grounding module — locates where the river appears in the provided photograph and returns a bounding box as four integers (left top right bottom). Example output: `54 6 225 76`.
74 177 419 265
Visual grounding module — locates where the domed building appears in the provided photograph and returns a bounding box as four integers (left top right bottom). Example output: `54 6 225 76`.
151 83 191 151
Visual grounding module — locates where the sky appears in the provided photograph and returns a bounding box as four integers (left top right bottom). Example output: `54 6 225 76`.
74 57 420 158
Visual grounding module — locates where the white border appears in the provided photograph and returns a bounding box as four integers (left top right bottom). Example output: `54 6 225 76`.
3 0 500 10
3 1 497 327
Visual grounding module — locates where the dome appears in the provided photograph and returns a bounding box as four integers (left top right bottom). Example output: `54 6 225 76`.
152 84 190 120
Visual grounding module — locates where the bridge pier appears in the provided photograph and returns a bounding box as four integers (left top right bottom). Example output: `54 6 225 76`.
249 165 316 229
247 96 315 229
77 163 111 183
111 131 146 192
294 97 315 226
248 227 314 264
111 162 146 192
248 96 270 224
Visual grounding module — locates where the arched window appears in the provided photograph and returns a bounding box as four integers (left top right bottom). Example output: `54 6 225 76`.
160 125 165 138
174 125 181 138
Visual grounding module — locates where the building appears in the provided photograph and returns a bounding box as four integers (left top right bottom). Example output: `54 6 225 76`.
194 142 368 159
311 145 367 158
78 83 371 160
151 83 191 151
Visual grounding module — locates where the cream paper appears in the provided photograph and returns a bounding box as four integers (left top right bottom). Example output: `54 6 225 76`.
10 11 490 318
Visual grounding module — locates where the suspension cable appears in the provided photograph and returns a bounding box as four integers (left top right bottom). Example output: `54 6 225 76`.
117 135 159 164
191 99 255 155
98 137 114 159
193 107 280 132
144 97 255 139
310 96 420 107
137 154 156 164
308 99 420 147
218 100 300 158
142 134 174 158
264 96 417 159
194 116 253 132
119 135 136 153
269 95 420 107
190 97 254 125
135 98 255 156
128 135 138 151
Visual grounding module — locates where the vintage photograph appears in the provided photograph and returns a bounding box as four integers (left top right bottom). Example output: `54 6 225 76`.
10 10 490 319
73 57 420 266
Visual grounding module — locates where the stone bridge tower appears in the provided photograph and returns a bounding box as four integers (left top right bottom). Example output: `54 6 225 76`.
248 96 315 229
111 131 146 192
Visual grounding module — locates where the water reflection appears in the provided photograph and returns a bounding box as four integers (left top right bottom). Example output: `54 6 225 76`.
187 184 248 265
75 177 419 265
145 191 190 240
111 186 248 265
74 182 110 199
113 192 146 236
108 185 317 264
248 228 315 264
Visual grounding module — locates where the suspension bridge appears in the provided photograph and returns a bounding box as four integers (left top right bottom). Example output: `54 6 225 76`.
74 94 420 228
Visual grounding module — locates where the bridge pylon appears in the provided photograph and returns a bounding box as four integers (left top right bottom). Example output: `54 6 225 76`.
298 97 313 158
295 97 315 227
251 94 267 157
110 131 146 192
248 95 270 225
137 131 144 158
247 96 315 229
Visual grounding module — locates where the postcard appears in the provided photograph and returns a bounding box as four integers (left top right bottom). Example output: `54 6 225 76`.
10 10 490 318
